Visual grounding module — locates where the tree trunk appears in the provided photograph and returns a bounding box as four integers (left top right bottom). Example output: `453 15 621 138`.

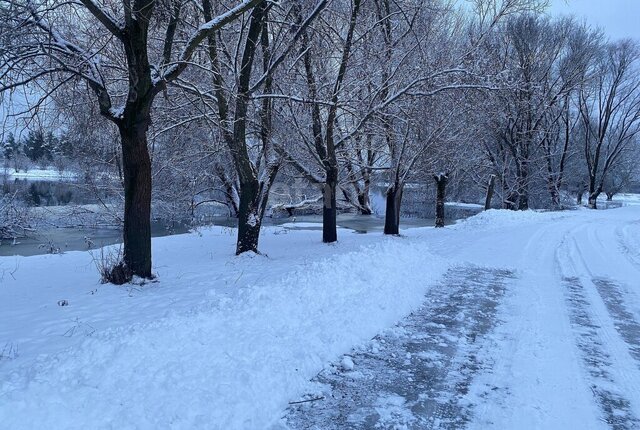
119 123 152 279
547 176 561 208
588 190 600 209
606 192 614 201
588 183 601 209
504 191 518 210
434 174 447 228
115 13 156 281
323 176 338 243
549 188 561 208
357 186 372 215
383 184 403 235
484 174 496 210
236 178 261 254
577 183 586 205
517 163 529 210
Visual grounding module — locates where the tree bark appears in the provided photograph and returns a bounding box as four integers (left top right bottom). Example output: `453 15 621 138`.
517 161 529 210
319 0 361 244
357 188 373 215
383 183 403 235
504 190 518 210
236 178 261 254
119 121 152 279
116 12 156 280
484 174 496 210
577 183 586 205
606 192 614 201
588 182 601 209
323 169 338 243
434 174 448 228
548 185 561 208
588 189 600 209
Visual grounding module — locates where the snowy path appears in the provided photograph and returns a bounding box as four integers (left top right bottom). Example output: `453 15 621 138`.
280 207 640 429
283 266 514 429
452 209 640 429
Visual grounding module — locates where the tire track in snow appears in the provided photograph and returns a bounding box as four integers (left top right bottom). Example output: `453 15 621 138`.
593 278 640 364
568 222 640 367
558 226 640 429
283 266 514 430
615 222 640 274
563 276 640 429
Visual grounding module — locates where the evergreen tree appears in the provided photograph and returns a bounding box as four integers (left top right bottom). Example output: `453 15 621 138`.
2 133 19 160
22 129 54 162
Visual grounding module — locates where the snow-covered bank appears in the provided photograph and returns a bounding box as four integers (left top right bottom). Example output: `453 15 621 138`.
3 167 78 181
0 226 448 429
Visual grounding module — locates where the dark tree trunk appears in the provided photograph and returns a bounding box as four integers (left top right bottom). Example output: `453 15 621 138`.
360 172 373 215
119 121 152 279
588 184 601 209
318 0 360 244
236 179 261 254
434 174 448 228
549 187 561 208
357 187 372 215
546 166 561 208
214 163 239 217
111 9 158 281
504 191 518 210
228 4 272 254
517 163 529 210
484 174 496 210
577 183 586 205
383 184 403 235
323 170 338 243
606 192 614 201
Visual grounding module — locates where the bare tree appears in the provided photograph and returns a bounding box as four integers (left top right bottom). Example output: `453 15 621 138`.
578 40 640 209
0 0 262 280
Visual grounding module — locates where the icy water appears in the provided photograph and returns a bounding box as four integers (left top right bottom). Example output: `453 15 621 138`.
1 210 481 257
0 214 441 257
2 174 483 256
0 221 190 257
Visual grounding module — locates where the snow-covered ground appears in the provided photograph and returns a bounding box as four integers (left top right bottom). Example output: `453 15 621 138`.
2 201 640 429
613 193 640 206
2 167 78 181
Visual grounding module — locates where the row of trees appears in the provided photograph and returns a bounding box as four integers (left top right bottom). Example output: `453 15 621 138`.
1 0 639 282
479 16 640 210
2 130 73 163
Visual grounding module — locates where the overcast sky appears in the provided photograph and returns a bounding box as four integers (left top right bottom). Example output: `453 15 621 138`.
547 0 640 41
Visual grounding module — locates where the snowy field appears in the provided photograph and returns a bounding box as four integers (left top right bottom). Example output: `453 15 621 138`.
3 202 640 429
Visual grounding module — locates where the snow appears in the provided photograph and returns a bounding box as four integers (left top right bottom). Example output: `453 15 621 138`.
340 355 355 371
247 212 259 227
0 226 448 429
613 193 640 206
3 168 77 181
444 201 484 209
278 222 322 229
3 200 640 428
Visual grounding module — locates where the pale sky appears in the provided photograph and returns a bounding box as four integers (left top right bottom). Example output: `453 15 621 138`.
548 0 640 41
